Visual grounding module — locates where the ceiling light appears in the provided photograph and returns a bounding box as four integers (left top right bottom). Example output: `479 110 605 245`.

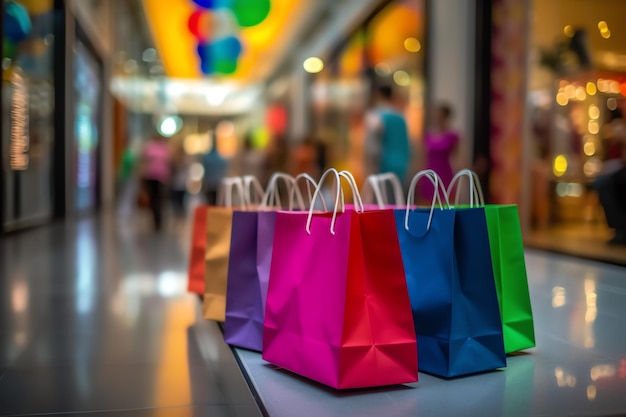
158 115 182 137
303 57 324 74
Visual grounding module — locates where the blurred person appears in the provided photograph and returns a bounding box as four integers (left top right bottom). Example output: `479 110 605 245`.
419 103 459 202
364 85 411 184
139 135 171 231
202 140 228 205
595 108 626 245
170 145 191 218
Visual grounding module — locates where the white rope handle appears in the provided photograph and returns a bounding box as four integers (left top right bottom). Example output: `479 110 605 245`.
404 170 450 231
306 168 355 236
338 170 365 213
288 173 327 211
261 172 296 210
217 177 245 207
447 169 485 208
243 175 265 209
362 172 404 208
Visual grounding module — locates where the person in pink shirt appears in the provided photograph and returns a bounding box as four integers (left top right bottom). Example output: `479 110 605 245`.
419 104 459 202
140 135 171 231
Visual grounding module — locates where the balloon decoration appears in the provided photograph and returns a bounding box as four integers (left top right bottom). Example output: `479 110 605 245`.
230 0 271 27
4 1 33 43
187 0 272 76
197 35 242 75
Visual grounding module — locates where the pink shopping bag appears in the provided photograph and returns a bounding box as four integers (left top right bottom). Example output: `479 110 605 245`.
262 169 417 389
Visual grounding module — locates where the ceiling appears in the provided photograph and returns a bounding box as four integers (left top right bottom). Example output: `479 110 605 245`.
141 0 320 83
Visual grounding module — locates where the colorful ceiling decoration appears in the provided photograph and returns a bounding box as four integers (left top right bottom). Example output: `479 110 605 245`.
143 0 297 80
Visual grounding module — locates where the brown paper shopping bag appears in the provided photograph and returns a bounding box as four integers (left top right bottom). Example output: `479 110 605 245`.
203 176 264 321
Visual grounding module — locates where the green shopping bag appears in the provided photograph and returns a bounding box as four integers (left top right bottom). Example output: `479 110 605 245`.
448 169 535 353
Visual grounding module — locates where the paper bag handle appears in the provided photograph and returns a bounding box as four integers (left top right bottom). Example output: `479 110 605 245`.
288 173 327 211
306 168 364 236
338 170 365 213
362 172 405 208
243 175 265 209
447 169 485 208
217 177 245 207
261 172 296 210
405 170 450 232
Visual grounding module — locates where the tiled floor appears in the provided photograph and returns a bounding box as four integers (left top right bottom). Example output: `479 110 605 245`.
235 250 626 417
0 213 261 417
2 211 626 417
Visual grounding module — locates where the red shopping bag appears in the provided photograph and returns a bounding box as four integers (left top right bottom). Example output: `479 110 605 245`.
187 205 208 295
187 178 245 296
262 169 418 389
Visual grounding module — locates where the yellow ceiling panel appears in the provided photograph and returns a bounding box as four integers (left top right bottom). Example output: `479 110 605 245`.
142 0 199 78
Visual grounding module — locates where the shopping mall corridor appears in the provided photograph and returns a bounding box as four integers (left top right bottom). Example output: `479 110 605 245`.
0 213 262 417
1 212 626 416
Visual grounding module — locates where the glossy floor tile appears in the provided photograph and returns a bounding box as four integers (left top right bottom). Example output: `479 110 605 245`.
235 250 626 417
0 213 261 417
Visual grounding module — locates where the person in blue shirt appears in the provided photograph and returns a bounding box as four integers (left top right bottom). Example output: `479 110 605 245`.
364 85 411 185
202 142 228 205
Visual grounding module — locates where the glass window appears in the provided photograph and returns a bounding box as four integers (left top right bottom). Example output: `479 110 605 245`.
2 1 56 229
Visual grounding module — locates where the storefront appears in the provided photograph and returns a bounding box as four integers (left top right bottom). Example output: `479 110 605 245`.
308 0 425 185
1 1 109 233
522 0 626 262
1 0 58 232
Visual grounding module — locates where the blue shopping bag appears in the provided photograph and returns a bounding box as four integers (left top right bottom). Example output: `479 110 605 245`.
393 170 506 377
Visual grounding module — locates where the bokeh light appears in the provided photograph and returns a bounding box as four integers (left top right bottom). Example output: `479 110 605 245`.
553 154 568 177
393 70 410 86
303 57 324 74
586 82 597 96
404 37 421 53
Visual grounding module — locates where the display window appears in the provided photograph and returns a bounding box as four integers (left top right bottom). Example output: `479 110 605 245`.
1 0 56 230
525 0 626 260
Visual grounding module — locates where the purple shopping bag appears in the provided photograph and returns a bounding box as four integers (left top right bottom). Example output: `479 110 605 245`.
256 211 278 311
223 210 263 350
224 173 298 351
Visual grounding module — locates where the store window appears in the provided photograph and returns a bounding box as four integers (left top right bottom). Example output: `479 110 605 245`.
526 0 626 254
73 39 102 212
309 0 425 185
2 1 56 230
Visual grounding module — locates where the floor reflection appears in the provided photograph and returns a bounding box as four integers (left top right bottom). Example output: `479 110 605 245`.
0 212 260 416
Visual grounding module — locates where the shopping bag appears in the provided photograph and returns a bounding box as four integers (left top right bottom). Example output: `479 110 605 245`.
263 168 418 389
394 170 506 377
188 205 208 294
188 177 244 295
202 177 249 321
258 173 322 311
448 169 535 353
224 173 297 351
